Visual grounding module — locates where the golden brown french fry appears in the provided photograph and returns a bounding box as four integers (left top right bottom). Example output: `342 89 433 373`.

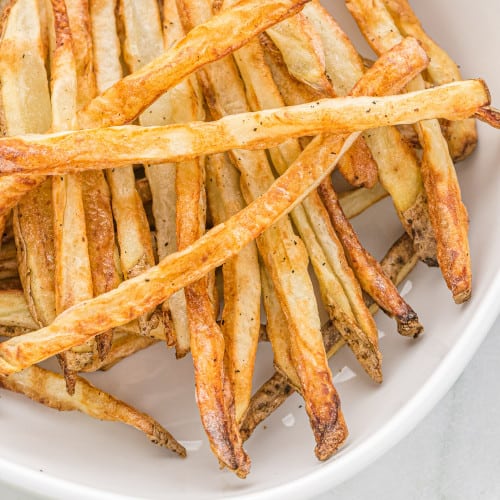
0 40 462 379
240 317 345 442
0 0 51 227
66 0 120 359
0 79 488 176
382 0 477 161
0 0 55 330
338 183 388 219
258 263 300 389
227 9 382 382
81 332 157 372
241 233 418 440
303 1 436 264
264 11 378 188
0 365 185 456
346 0 472 303
318 180 422 336
182 0 348 461
0 289 38 330
206 153 261 423
90 0 161 343
49 0 97 391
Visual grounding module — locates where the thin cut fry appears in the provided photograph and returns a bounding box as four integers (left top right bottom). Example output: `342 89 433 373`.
49 0 96 390
241 233 418 440
0 0 51 226
346 0 472 303
0 289 38 330
206 153 261 423
303 1 436 264
382 0 477 161
184 0 347 460
92 0 163 341
318 180 422 336
265 11 378 188
226 17 381 381
0 0 55 330
0 365 185 456
0 80 489 176
338 183 388 219
0 41 463 378
67 0 120 359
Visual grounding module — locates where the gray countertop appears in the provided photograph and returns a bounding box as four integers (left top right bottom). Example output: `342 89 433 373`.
2 314 500 500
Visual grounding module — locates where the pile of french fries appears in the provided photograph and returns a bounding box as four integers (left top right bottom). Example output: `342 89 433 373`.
0 0 498 478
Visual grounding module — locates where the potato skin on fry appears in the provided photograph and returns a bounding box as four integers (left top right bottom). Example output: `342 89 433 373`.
0 365 185 456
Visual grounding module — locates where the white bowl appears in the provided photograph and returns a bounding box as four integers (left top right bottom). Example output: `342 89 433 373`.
1 1 500 498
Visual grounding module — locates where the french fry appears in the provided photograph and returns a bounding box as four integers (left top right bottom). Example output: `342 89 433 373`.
0 0 52 230
241 233 418 440
265 11 378 188
82 332 157 372
0 79 489 176
318 180 422 336
90 0 161 342
258 263 300 389
0 41 470 379
303 1 437 264
226 8 382 382
0 364 185 456
206 153 261 423
0 0 55 331
382 0 478 161
345 0 472 303
338 183 388 220
184 0 349 461
49 0 97 391
0 289 38 330
67 0 120 359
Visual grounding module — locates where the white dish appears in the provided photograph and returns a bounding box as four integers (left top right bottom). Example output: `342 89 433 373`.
1 0 500 498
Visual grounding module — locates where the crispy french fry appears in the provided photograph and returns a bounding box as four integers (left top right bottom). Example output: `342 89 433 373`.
258 263 300 389
90 0 161 343
241 233 418 440
382 0 477 161
0 0 55 330
49 0 97 391
338 183 388 219
81 331 157 372
346 0 472 303
0 289 38 330
0 41 462 380
183 0 352 460
0 364 185 456
226 8 382 381
66 0 120 359
206 153 261 423
0 79 489 176
318 180 422 336
304 1 437 264
265 11 378 188
0 0 51 226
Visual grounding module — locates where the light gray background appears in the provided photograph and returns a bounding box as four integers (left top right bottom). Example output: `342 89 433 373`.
2 315 499 500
